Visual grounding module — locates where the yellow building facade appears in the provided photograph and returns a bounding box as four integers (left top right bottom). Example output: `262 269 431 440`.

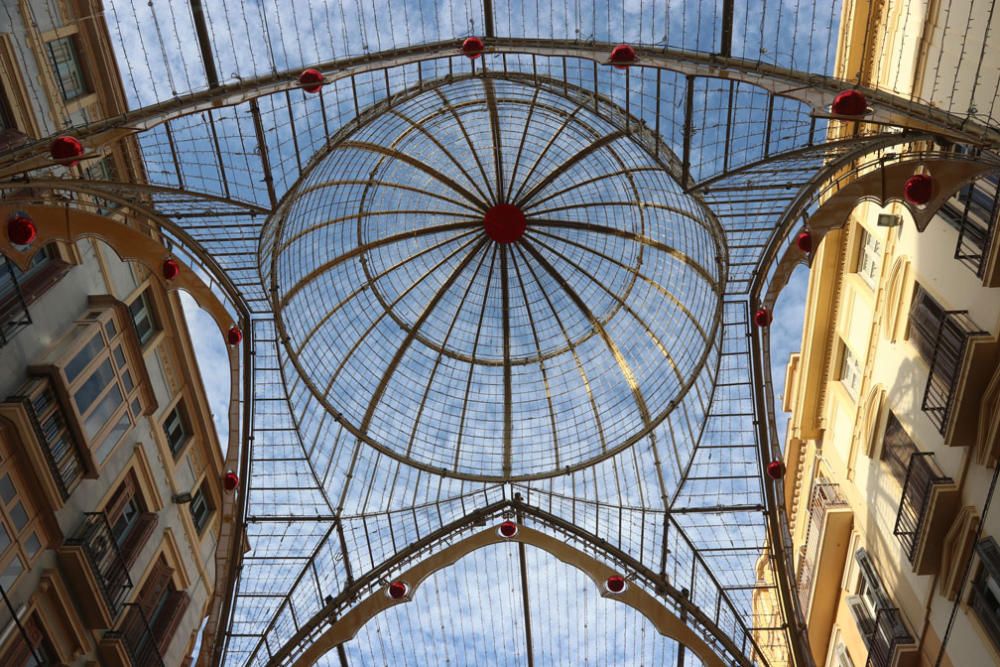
0 1 225 665
781 1 1000 666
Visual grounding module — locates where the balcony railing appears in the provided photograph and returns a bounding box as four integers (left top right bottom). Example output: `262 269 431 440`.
940 174 999 277
914 308 986 433
0 254 33 347
865 607 914 667
893 453 953 563
796 482 848 611
64 513 134 618
104 603 165 667
12 386 86 499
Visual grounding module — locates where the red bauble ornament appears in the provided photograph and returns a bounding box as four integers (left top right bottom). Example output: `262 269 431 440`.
766 460 785 480
796 230 813 254
483 204 527 244
498 520 518 538
606 575 627 593
162 258 180 280
50 136 84 165
610 44 637 69
223 471 239 492
462 36 484 59
754 308 772 328
831 90 868 116
298 68 324 93
904 174 934 206
388 581 408 599
7 214 37 245
227 326 243 346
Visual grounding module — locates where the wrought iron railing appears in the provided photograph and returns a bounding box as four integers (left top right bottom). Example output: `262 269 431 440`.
11 388 85 499
893 452 952 562
796 482 847 611
105 602 165 667
864 607 914 667
914 308 986 433
0 254 32 347
940 173 999 277
65 512 133 618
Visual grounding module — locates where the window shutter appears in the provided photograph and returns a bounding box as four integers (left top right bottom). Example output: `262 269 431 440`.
138 556 173 619
154 590 190 653
855 548 891 608
104 472 137 524
120 512 157 567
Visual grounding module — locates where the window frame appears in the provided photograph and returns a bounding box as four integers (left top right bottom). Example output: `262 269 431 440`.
854 226 883 289
27 298 155 473
102 470 156 569
188 480 215 535
0 442 45 594
970 538 1000 653
162 400 192 458
44 35 89 102
839 340 862 400
128 288 160 348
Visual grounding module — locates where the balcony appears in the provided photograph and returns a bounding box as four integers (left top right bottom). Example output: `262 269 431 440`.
911 304 991 444
795 481 853 665
57 513 134 629
939 173 1000 283
9 382 87 499
893 453 960 575
849 603 917 667
98 603 165 667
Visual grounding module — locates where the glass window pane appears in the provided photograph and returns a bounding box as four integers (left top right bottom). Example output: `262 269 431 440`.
0 523 11 553
0 555 23 589
74 359 114 414
9 503 27 532
65 333 103 383
0 475 15 504
113 346 126 369
122 370 134 394
24 533 41 560
95 410 131 464
83 385 123 439
104 319 117 339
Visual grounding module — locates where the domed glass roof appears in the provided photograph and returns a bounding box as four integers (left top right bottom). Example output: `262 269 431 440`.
266 77 722 478
3 0 997 664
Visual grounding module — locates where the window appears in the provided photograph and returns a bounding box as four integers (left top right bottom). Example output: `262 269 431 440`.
908 283 963 364
847 549 912 658
128 289 159 347
971 538 1000 651
163 402 191 457
45 37 88 102
840 341 862 399
0 85 14 131
0 441 44 593
0 246 71 345
880 412 917 485
855 227 882 288
42 304 148 466
189 481 214 534
131 555 189 653
0 613 58 667
102 471 155 568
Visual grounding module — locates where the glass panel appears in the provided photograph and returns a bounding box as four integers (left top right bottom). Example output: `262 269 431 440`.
0 475 14 504
83 385 123 439
0 523 9 553
840 343 862 399
111 496 140 545
131 397 142 416
9 503 27 532
74 358 114 414
104 319 117 339
129 292 157 346
64 333 103 383
122 370 134 393
113 346 126 369
24 533 40 559
0 555 23 589
95 411 131 464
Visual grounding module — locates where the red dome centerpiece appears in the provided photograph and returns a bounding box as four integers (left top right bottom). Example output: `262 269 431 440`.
483 204 527 244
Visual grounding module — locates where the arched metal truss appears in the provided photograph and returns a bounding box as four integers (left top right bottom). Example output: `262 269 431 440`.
2 5 999 664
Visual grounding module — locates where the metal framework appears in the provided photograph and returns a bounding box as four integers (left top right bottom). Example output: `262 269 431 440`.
2 1 1000 665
